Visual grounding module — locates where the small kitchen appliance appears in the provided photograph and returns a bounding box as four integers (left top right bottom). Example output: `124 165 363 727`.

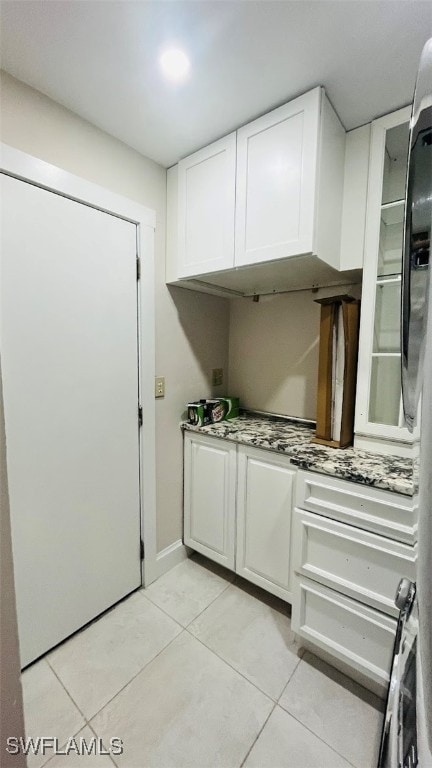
378 37 432 768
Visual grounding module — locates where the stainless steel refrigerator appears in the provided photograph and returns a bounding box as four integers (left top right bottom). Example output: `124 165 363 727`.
379 36 432 768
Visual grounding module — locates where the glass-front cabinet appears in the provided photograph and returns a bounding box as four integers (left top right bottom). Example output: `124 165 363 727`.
355 107 419 449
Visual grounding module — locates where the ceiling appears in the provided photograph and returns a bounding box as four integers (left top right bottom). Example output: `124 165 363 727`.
1 1 431 167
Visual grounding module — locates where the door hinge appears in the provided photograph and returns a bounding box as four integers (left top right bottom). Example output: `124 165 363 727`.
136 256 141 281
140 539 144 560
138 405 143 428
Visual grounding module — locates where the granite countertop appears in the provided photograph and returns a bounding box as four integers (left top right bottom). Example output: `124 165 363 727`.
182 411 417 497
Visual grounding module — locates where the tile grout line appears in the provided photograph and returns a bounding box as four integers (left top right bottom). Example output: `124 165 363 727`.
37 721 118 768
44 568 238 734
86 721 118 768
81 629 186 723
41 573 269 747
45 658 89 724
41 564 360 768
239 702 277 768
136 589 188 629
183 578 236 628
139 574 235 631
190 573 297 628
184 624 295 704
46 626 183 726
37 725 86 768
179 577 305 703
275 703 358 768
275 652 365 768
45 659 121 765
275 646 305 701
36 581 358 768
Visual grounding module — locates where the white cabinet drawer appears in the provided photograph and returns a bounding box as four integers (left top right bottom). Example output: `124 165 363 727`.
292 508 416 617
296 471 417 544
291 576 396 688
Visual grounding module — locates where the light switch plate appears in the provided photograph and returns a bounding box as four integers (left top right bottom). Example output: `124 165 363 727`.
212 368 223 387
155 376 165 398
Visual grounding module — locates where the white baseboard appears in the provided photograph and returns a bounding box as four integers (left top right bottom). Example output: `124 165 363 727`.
144 539 189 586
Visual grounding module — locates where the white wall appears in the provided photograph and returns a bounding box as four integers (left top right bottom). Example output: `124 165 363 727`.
0 70 230 553
0 70 362 550
228 284 361 420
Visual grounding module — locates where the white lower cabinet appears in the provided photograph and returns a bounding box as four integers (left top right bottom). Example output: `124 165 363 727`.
184 433 236 569
183 433 294 600
236 446 295 600
291 470 417 693
292 577 397 688
292 508 416 617
296 470 417 545
183 433 417 694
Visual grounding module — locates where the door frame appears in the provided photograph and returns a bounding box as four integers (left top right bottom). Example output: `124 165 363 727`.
1 142 157 587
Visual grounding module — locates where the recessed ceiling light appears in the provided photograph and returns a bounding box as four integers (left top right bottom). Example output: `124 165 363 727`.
159 48 191 83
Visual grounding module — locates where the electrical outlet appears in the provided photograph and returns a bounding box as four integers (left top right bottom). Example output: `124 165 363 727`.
155 376 165 398
212 368 223 387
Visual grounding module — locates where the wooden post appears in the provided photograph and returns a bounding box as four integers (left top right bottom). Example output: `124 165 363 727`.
313 295 361 448
339 300 361 447
315 302 337 441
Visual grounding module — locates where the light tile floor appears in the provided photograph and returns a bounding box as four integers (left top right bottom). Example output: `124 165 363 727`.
21 554 384 768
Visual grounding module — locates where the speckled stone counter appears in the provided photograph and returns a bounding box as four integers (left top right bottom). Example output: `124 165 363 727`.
182 412 416 497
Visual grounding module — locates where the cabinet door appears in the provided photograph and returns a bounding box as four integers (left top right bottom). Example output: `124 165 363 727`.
291 576 396 691
177 133 236 278
355 106 419 446
236 446 295 600
235 88 320 267
184 433 236 569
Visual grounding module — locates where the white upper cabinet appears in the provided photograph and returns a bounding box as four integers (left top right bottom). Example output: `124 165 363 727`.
235 88 320 267
166 87 359 294
177 133 236 278
339 124 371 272
354 107 418 452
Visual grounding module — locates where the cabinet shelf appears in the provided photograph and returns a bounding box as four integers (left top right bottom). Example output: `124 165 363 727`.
376 274 401 284
355 106 415 444
371 352 402 357
381 199 405 210
377 202 404 278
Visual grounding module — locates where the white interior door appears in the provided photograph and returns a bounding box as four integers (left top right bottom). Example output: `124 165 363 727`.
1 173 142 667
